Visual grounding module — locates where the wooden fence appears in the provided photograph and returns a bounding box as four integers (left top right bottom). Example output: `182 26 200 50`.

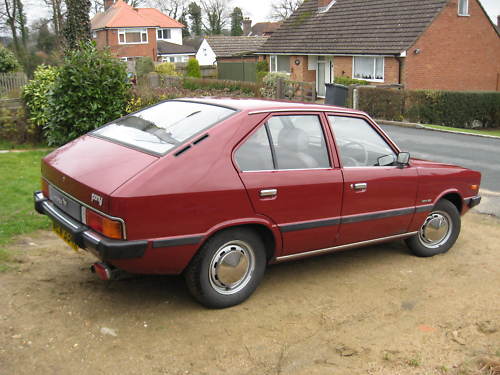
0 72 27 97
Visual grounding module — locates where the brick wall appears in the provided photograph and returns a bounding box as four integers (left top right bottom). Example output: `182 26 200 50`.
290 56 316 82
95 28 158 61
404 0 500 91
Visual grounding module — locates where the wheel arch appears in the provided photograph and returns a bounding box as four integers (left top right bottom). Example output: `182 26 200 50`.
435 190 463 214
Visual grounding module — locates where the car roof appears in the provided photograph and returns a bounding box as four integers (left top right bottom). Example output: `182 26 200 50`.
176 97 366 115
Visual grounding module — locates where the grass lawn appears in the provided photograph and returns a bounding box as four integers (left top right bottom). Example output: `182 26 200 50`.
424 124 500 137
0 139 49 150
0 150 52 271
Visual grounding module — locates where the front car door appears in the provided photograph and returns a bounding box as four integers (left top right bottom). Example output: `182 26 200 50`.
327 115 419 245
235 113 343 256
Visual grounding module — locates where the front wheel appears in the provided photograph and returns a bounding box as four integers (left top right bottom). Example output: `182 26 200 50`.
405 199 461 257
184 228 267 309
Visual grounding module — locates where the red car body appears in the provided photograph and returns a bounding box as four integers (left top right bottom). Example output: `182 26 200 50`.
34 98 481 306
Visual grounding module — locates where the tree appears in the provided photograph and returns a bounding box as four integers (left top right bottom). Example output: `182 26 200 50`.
0 45 20 73
270 0 303 20
188 2 202 36
178 12 190 38
34 20 57 54
149 0 187 19
42 0 64 48
0 0 29 69
64 0 91 50
230 7 243 36
201 0 229 35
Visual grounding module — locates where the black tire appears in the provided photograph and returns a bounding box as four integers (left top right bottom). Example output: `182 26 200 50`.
405 199 461 257
184 228 267 309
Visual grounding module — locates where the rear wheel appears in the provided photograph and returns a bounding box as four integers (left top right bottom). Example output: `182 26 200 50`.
405 199 461 257
184 228 267 308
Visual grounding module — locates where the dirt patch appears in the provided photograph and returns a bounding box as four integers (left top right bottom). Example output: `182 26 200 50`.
1 213 499 375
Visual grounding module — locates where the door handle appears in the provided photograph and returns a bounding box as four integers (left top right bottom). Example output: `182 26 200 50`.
260 189 278 197
351 183 367 191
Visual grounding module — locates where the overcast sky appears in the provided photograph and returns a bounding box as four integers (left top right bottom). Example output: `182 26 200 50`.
23 0 500 27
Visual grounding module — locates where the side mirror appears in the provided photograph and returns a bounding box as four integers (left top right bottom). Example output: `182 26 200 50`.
397 152 410 167
377 154 396 167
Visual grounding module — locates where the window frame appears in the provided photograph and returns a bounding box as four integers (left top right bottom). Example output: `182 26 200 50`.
327 114 400 168
234 113 333 172
352 56 385 82
458 0 469 16
269 55 291 74
157 28 172 40
118 28 148 45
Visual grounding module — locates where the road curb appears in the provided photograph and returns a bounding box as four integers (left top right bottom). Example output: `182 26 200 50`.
376 119 500 140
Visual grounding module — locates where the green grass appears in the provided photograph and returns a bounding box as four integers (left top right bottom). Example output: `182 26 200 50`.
0 139 49 150
0 150 52 271
424 124 500 137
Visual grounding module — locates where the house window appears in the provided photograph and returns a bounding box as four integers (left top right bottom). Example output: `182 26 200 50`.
353 56 384 81
270 55 290 73
92 31 97 39
458 0 469 16
157 29 171 40
118 29 148 44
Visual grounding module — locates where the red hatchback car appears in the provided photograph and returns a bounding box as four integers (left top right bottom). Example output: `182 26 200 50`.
34 98 481 308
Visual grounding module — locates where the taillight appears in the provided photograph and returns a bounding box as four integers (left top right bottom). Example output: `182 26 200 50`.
84 208 124 240
41 178 49 197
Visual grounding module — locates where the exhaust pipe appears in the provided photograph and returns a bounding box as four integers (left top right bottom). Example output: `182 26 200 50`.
91 262 114 281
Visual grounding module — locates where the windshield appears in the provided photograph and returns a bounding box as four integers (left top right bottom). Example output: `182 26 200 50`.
93 101 236 155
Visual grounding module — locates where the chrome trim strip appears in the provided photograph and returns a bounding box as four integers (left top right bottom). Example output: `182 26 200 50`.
275 232 418 262
44 179 127 240
242 167 334 173
248 108 356 115
43 201 80 231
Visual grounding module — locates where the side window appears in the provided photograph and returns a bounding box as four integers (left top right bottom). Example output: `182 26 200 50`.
235 125 274 171
328 116 395 167
267 115 330 170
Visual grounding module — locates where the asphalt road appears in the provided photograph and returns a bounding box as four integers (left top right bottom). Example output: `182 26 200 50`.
381 125 500 217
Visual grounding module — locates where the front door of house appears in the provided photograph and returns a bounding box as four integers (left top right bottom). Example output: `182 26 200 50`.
317 56 333 98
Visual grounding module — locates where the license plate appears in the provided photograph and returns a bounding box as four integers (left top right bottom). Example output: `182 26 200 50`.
53 223 79 252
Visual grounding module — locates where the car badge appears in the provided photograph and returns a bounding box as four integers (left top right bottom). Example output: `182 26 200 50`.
91 193 103 207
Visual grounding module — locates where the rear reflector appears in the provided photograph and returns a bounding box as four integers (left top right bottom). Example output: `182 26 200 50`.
91 262 112 281
85 208 124 240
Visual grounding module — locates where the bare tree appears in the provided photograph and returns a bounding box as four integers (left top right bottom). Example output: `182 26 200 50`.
0 0 28 64
91 0 147 13
43 0 65 47
200 0 230 35
270 0 303 21
149 0 188 19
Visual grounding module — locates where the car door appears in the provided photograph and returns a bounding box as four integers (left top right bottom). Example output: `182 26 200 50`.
235 113 343 257
327 115 418 245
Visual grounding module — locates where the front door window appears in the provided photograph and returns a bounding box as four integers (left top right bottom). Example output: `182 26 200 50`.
317 56 332 98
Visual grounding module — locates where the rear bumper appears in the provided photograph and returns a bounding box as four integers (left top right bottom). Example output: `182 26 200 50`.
34 191 147 260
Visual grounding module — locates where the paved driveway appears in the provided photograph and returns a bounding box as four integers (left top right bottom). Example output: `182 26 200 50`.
381 125 500 216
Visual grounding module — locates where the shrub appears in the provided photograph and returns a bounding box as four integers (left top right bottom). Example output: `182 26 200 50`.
155 62 180 76
186 58 201 78
334 76 369 86
182 77 258 95
45 42 130 146
260 72 292 98
135 57 155 77
22 65 59 130
256 60 269 82
0 46 21 73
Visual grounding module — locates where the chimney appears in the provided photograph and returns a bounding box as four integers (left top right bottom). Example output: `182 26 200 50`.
318 0 330 7
104 0 115 11
243 18 252 36
497 15 500 27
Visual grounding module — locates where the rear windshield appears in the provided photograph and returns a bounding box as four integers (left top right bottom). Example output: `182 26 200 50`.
92 101 236 155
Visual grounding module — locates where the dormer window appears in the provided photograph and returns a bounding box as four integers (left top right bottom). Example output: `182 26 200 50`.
157 28 172 40
458 0 469 16
318 0 336 13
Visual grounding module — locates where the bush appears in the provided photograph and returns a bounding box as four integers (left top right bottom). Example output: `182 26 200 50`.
260 72 291 98
357 88 500 128
135 57 155 77
0 46 20 73
155 62 180 76
22 65 59 130
0 106 36 144
182 77 258 95
186 58 201 78
45 42 130 146
334 76 369 86
256 60 269 82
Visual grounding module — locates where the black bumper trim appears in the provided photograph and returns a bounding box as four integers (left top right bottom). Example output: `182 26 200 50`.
34 191 147 260
152 235 203 248
466 196 481 208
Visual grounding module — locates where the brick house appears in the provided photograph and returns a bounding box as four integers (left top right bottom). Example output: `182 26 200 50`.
259 0 500 96
196 36 269 66
91 0 194 63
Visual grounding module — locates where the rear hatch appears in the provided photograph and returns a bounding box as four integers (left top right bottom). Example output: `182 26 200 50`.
42 135 158 214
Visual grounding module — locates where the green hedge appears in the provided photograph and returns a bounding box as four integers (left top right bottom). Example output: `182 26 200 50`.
357 88 500 128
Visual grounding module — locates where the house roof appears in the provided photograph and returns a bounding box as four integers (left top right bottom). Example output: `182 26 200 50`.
157 41 196 55
205 36 269 57
249 22 282 36
260 0 450 55
91 0 184 30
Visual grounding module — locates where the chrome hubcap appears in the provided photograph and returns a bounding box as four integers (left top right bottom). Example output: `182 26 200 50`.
209 240 255 295
419 211 452 248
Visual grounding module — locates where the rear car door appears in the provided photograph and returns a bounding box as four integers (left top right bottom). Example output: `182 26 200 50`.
235 113 343 256
327 115 418 245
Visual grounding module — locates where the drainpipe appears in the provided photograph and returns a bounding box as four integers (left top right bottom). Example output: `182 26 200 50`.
396 55 405 87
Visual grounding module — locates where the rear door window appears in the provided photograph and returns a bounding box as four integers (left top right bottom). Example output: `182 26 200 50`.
93 101 236 155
